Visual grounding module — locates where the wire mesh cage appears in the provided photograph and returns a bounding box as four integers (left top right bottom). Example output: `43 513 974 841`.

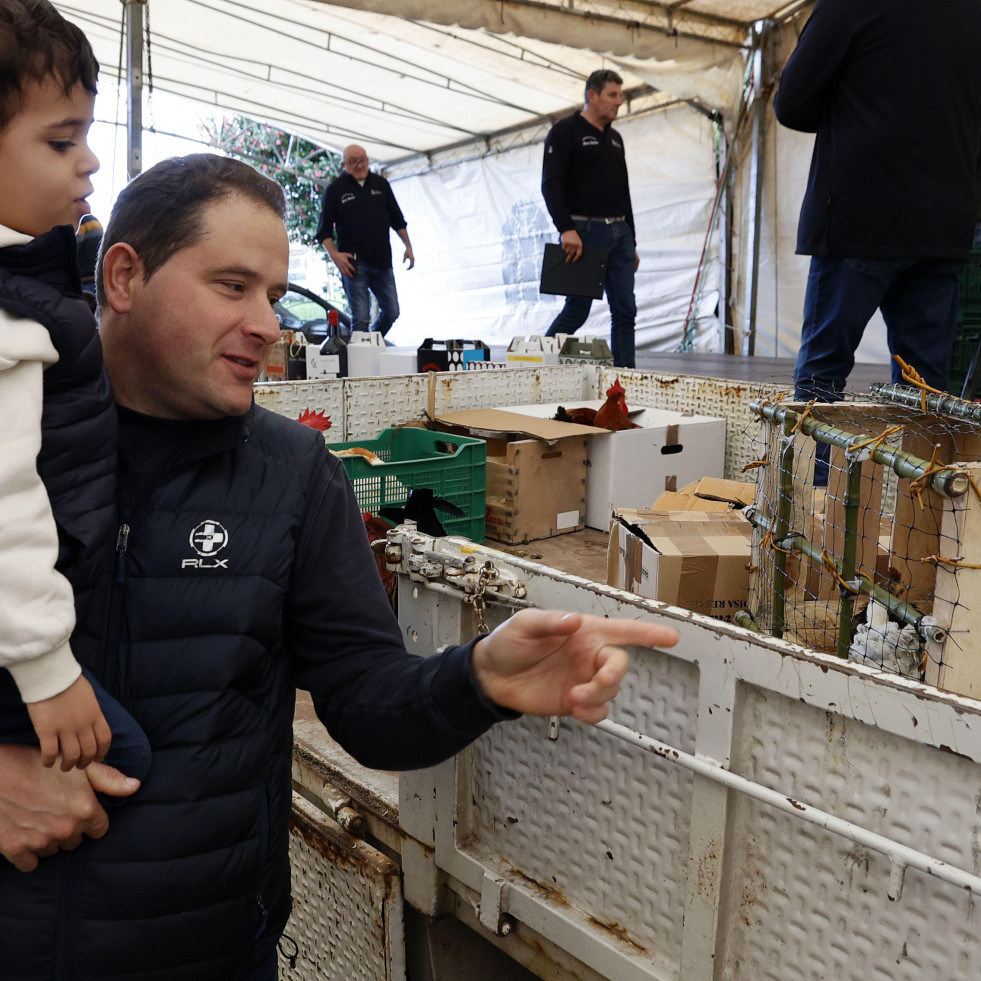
744 384 981 695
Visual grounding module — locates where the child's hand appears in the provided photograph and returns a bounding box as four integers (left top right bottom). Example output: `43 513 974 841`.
26 676 113 771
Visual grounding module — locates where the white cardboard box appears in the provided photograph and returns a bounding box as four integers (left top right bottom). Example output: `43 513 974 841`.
346 331 385 377
506 335 561 367
376 346 420 376
501 401 727 530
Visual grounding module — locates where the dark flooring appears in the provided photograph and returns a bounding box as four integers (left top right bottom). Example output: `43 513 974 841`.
487 346 892 396
632 351 892 396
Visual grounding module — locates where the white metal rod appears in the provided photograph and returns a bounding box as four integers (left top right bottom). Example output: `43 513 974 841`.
594 717 981 898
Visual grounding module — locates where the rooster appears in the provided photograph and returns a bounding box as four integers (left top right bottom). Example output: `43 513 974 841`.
593 378 641 432
380 487 465 537
553 405 598 426
363 512 397 609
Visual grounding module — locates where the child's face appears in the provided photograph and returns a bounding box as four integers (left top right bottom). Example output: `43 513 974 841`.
0 78 98 238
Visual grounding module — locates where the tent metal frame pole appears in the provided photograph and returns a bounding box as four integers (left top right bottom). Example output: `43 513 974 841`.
741 20 773 357
124 0 145 180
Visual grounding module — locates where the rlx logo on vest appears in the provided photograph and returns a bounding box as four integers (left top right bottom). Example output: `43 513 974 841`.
182 520 230 569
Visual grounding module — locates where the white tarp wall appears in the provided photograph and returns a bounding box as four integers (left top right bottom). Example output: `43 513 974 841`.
741 21 890 370
382 103 724 355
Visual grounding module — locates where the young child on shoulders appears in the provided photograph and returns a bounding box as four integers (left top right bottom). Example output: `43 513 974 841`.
0 0 148 783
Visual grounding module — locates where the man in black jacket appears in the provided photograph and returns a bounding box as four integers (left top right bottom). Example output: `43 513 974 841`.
316 144 413 338
542 69 639 368
775 0 981 402
0 154 678 981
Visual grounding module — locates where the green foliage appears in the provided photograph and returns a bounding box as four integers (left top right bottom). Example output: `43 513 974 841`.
201 116 341 245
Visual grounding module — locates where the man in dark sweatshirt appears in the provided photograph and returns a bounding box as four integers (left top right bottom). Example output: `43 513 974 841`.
775 0 981 403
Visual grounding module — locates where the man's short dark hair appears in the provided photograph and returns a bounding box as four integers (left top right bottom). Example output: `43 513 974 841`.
0 0 98 131
585 69 623 102
96 154 287 307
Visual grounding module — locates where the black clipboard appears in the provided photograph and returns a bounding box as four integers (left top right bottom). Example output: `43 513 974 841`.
539 242 608 300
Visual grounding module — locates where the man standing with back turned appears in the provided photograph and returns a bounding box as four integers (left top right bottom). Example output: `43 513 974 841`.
775 0 981 402
543 69 640 368
316 144 413 338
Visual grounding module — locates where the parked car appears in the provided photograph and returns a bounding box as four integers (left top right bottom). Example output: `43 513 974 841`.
274 283 350 344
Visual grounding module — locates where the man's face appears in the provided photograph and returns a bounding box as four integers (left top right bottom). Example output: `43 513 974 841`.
342 146 370 181
589 82 623 126
0 79 98 237
105 194 288 420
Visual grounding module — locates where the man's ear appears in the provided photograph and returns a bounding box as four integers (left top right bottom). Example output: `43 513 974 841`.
101 243 145 314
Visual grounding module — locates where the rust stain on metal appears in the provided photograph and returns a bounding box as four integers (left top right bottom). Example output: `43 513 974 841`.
787 797 806 811
289 807 398 881
507 866 572 908
586 915 648 954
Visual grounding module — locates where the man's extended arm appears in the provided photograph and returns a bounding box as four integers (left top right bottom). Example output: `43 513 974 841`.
288 447 678 770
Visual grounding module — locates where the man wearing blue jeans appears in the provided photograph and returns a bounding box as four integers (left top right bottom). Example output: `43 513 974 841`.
774 0 981 410
542 69 639 368
315 144 413 337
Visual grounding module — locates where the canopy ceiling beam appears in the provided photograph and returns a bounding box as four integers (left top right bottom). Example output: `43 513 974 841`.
304 0 751 53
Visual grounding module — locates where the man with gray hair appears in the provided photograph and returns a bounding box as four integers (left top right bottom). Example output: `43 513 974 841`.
316 143 413 338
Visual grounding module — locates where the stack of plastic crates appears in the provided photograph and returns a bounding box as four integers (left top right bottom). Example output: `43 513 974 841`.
331 428 486 542
949 248 981 397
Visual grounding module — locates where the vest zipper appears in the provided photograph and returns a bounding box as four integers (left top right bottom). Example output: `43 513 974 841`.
115 523 130 583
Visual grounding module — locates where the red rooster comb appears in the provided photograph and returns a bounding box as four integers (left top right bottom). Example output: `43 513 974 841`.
297 409 332 432
605 377 627 403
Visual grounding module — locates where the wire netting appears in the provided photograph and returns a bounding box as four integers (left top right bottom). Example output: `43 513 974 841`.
744 386 981 687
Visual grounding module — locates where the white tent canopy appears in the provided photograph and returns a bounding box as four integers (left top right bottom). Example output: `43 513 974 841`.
55 1 888 368
56 0 806 162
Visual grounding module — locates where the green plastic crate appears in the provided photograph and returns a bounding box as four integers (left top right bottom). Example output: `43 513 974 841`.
332 428 486 542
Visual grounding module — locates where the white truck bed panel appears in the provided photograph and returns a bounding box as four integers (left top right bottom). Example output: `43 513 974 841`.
394 533 981 981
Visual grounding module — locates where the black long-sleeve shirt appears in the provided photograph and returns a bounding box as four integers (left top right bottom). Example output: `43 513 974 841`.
774 0 981 259
541 112 634 237
315 171 407 269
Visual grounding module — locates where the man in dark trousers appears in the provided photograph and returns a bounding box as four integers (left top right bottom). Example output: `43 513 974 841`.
316 143 413 338
542 68 640 368
775 0 981 403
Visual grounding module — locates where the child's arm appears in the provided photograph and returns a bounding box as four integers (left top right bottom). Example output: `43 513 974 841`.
1 318 104 767
25 675 112 770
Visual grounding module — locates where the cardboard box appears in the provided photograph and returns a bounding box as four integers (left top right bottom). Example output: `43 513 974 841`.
436 409 597 544
652 477 756 513
506 335 561 367
500 402 727 530
306 340 346 379
258 334 288 382
377 347 420 376
417 339 490 372
346 331 385 377
558 336 613 365
608 510 752 621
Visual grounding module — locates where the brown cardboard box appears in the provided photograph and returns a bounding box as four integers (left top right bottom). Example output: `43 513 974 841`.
436 409 595 544
652 477 757 513
258 335 288 382
608 510 752 621
485 437 588 543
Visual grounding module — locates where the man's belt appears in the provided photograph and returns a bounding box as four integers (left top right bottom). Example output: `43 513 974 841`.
570 215 627 224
